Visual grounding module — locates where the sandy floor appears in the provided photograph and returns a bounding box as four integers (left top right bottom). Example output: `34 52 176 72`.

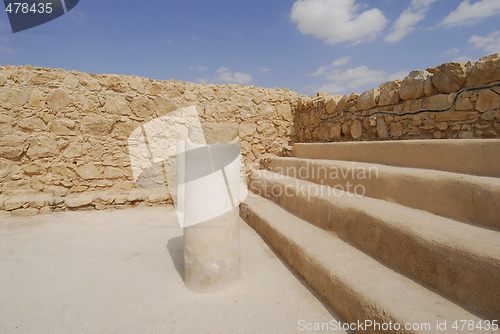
0 206 347 334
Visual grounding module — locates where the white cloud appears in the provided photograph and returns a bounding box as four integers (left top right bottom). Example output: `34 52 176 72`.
446 48 461 55
469 30 500 54
385 0 437 43
330 55 351 66
309 56 352 77
441 0 500 27
309 66 328 77
309 64 411 95
190 65 209 72
257 66 272 72
313 65 385 94
290 0 388 45
387 70 409 81
214 67 253 84
452 55 474 62
0 45 15 54
326 66 385 90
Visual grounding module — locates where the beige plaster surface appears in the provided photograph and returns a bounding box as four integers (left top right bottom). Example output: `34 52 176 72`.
0 206 345 334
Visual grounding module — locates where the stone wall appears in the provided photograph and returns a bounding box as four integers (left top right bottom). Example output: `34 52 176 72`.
2 53 499 216
0 65 299 216
293 53 500 143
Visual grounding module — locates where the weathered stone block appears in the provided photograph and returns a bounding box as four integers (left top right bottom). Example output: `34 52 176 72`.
476 89 500 112
431 62 466 93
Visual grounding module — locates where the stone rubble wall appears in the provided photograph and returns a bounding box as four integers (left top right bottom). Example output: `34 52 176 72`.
0 65 299 216
1 53 499 217
294 53 500 143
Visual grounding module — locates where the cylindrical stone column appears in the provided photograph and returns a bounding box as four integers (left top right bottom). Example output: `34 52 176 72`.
179 139 241 292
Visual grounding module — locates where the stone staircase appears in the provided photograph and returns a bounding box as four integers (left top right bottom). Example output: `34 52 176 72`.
240 139 500 333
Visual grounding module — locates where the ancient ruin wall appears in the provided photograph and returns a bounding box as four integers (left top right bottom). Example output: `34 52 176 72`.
1 54 500 216
0 65 299 216
294 53 500 143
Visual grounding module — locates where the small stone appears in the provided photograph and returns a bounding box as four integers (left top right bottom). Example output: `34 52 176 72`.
376 118 389 139
399 70 429 100
0 135 26 159
47 89 71 111
390 122 404 137
341 123 350 136
378 81 401 106
358 89 379 110
350 120 363 139
476 89 500 112
75 163 102 180
329 124 341 139
81 116 115 135
431 62 466 93
26 135 57 159
65 193 95 208
11 208 39 217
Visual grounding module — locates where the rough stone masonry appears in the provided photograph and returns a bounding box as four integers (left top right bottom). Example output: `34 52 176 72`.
0 53 499 216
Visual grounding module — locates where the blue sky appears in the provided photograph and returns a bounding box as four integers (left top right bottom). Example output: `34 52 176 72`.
0 0 499 95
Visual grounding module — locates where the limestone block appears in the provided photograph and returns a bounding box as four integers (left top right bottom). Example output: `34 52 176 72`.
336 95 349 113
50 119 76 136
350 120 363 139
0 73 6 86
276 103 293 121
431 62 466 93
202 123 238 144
423 94 451 110
319 126 329 141
476 89 500 112
358 88 379 110
65 193 95 208
131 96 155 118
26 135 56 159
100 75 128 93
376 118 389 139
0 88 29 109
465 53 500 88
0 114 13 135
47 89 71 111
0 158 16 178
105 93 131 115
435 112 475 122
28 89 46 109
390 122 404 138
103 166 125 179
81 116 115 135
63 75 79 90
155 96 178 116
80 75 102 92
341 123 350 136
11 208 39 216
148 83 162 95
238 123 256 138
455 96 473 111
63 142 83 158
75 163 101 180
3 195 29 210
258 103 276 118
378 81 401 106
329 124 341 139
128 76 145 93
18 117 47 132
399 70 430 100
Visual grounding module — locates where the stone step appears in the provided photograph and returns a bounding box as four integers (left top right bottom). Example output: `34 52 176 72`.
241 192 496 334
292 139 500 177
270 157 500 229
248 170 500 320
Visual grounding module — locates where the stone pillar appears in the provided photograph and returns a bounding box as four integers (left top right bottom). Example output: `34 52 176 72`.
179 139 242 292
